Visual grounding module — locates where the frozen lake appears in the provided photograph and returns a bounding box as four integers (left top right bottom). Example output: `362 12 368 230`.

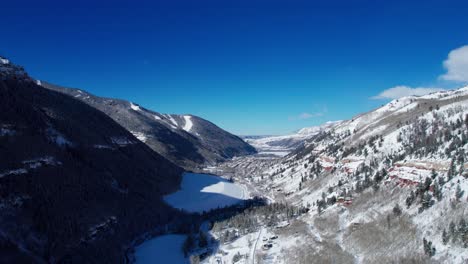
135 173 248 263
134 234 189 264
164 172 247 213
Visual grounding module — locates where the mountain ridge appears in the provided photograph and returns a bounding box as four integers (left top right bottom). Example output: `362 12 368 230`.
0 69 186 262
216 85 468 263
40 81 256 170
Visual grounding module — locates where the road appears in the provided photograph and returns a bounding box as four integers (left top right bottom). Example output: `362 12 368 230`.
249 227 264 264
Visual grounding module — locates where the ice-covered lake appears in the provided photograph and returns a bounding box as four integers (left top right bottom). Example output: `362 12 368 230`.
164 172 247 213
134 234 189 264
135 173 247 263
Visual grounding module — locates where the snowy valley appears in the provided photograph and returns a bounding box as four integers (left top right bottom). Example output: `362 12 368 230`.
154 87 468 264
2 54 468 264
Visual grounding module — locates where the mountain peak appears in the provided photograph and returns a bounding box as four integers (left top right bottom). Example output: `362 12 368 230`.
0 56 30 81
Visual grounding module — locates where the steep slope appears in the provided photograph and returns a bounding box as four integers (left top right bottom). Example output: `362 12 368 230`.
219 87 468 262
244 121 341 156
0 58 184 263
41 82 256 170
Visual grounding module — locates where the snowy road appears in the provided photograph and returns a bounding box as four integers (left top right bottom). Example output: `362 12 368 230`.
250 227 264 264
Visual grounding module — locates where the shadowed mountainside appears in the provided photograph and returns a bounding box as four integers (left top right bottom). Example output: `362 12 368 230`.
0 69 184 262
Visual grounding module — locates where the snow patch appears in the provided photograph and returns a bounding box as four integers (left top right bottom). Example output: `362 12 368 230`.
166 114 178 127
23 156 61 168
0 57 9 65
0 127 15 136
0 168 28 178
131 131 148 142
130 102 141 111
0 156 61 178
182 115 193 132
111 136 136 146
47 128 73 147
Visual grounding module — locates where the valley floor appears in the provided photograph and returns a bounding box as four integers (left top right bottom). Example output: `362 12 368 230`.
199 155 468 264
134 152 468 264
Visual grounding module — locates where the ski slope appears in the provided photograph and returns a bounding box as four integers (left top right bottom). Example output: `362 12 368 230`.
164 173 247 213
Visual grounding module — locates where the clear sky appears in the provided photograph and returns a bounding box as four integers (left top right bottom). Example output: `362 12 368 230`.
2 0 468 135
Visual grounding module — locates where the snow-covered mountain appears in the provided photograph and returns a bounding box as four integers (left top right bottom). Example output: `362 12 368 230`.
4 54 468 263
0 57 185 263
244 121 341 157
41 82 256 170
215 87 468 263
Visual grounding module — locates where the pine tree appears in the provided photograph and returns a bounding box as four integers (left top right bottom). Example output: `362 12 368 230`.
363 174 371 189
433 180 442 201
439 175 445 187
198 231 208 248
232 252 242 263
423 238 436 257
183 233 195 257
423 177 432 192
421 192 433 210
449 221 456 243
442 228 449 245
455 184 464 201
459 219 467 246
447 159 456 181
406 190 415 208
465 114 468 128
393 203 402 217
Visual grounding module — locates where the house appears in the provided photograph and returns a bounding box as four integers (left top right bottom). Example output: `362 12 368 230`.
337 196 352 206
337 196 345 203
344 197 353 206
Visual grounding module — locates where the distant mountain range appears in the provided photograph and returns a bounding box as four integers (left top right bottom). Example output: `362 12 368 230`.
242 121 341 156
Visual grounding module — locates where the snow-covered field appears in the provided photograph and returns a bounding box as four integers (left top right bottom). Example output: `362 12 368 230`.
134 234 189 264
164 173 248 213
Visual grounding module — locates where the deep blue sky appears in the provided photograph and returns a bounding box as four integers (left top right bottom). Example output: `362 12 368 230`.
2 0 468 135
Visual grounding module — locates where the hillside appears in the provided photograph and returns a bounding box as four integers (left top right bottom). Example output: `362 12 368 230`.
41 82 256 170
0 58 184 263
213 87 468 263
